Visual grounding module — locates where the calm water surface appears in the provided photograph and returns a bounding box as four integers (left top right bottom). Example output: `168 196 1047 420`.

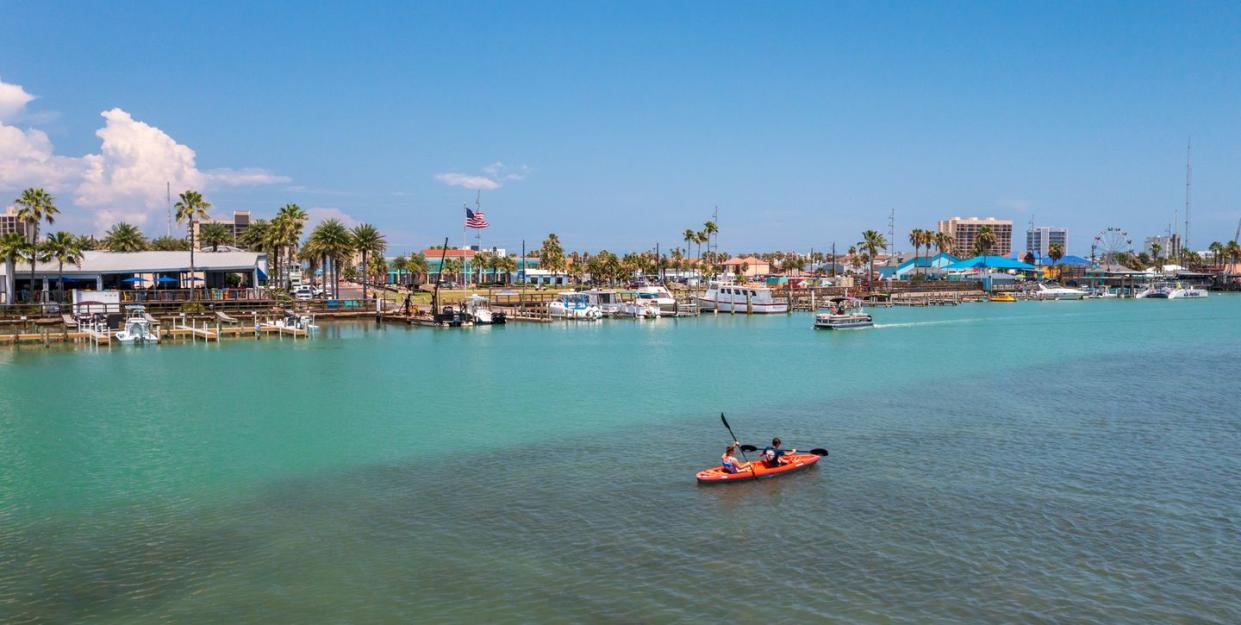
1 297 1239 624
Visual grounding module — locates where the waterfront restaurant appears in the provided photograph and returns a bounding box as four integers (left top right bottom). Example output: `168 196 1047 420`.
0 251 269 304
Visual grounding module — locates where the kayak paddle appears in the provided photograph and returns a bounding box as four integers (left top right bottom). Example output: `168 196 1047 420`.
720 412 748 462
740 444 828 456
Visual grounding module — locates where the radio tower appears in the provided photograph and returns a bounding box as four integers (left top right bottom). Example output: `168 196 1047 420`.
887 208 896 256
1184 137 1192 258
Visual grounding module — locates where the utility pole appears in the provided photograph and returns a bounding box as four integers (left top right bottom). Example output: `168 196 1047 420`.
166 182 172 238
888 208 896 257
831 242 837 278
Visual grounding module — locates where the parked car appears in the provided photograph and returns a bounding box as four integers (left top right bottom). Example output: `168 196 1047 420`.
293 286 314 300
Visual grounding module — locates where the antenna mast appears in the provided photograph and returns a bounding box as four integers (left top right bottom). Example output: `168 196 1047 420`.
1184 137 1192 258
887 208 896 256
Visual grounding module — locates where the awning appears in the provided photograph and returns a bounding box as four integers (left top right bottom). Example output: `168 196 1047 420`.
946 256 1037 271
256 268 268 281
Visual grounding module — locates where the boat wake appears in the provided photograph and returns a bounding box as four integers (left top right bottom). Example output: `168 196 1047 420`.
873 318 987 329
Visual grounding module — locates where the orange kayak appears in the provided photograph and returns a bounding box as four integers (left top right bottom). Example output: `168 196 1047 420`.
696 453 821 484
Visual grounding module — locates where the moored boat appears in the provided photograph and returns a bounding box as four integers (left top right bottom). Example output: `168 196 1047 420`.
548 292 602 320
696 281 788 313
989 293 1017 302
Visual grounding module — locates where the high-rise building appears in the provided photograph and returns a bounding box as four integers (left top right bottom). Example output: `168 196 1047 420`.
0 207 35 242
937 217 1013 257
1144 234 1181 258
1026 226 1068 258
192 211 251 250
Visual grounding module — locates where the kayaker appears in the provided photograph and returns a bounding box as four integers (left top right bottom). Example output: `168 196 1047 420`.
762 437 797 467
721 442 749 474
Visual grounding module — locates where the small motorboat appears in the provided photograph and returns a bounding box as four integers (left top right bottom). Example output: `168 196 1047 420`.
989 293 1017 302
696 453 821 484
464 294 507 325
114 305 159 343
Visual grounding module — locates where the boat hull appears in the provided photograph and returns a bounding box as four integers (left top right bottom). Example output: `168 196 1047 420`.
696 298 789 314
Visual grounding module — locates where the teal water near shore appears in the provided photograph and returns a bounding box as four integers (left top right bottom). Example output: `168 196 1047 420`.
2 298 1239 624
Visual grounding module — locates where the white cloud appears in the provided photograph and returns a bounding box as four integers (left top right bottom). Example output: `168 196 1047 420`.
306 206 359 228
0 76 36 122
435 162 530 190
0 77 287 232
434 172 502 190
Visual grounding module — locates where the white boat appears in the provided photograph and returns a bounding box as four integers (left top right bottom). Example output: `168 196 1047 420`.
548 292 602 320
275 310 318 331
634 286 679 316
813 298 873 329
1032 282 1087 301
696 281 789 313
1167 283 1209 299
582 290 626 317
620 299 661 319
464 294 506 324
1136 285 1170 299
114 305 159 343
1084 287 1118 299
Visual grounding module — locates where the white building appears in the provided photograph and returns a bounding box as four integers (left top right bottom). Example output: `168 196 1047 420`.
1026 227 1068 258
1 251 268 304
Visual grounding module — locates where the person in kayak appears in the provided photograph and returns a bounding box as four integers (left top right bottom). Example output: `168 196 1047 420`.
721 442 750 474
761 437 797 467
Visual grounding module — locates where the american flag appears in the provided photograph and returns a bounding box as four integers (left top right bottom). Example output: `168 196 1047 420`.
465 207 489 229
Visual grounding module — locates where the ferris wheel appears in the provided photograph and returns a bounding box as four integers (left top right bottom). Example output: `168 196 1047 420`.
1092 227 1132 264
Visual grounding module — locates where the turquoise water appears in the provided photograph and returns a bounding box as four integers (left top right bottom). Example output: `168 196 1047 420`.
1 298 1239 624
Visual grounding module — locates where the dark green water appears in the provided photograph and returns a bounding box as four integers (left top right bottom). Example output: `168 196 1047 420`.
2 298 1239 624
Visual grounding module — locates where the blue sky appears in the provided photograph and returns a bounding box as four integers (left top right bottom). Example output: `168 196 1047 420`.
2 1 1239 256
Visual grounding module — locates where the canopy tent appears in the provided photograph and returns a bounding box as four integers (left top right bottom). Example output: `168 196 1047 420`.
120 276 148 284
1040 255 1091 266
946 256 1037 271
156 276 179 284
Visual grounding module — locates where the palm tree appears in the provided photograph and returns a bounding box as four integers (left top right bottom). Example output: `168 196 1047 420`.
972 226 996 258
1150 242 1162 272
441 257 463 283
14 187 59 302
151 235 190 251
907 228 923 277
199 222 231 252
934 231 954 256
1208 241 1224 270
1227 240 1241 272
859 230 888 291
408 253 429 286
351 223 386 300
540 233 566 275
309 219 353 298
41 231 84 301
102 223 149 252
1048 242 1065 283
274 203 307 289
1 232 31 305
704 220 718 257
174 190 211 285
392 256 409 288
495 255 517 285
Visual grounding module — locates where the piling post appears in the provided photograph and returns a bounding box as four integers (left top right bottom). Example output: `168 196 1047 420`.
746 291 753 315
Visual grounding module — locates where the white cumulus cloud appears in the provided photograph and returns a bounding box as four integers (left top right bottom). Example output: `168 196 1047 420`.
0 76 36 122
435 162 529 190
0 77 287 232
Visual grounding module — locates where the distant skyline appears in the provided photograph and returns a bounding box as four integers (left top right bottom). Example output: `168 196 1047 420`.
2 1 1239 256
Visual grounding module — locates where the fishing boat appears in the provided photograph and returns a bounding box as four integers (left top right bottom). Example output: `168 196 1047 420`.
813 297 873 329
464 294 507 324
989 293 1017 302
620 299 660 319
1032 282 1086 300
113 305 159 343
548 292 602 320
1136 284 1170 299
274 310 318 331
696 281 788 313
1167 283 1209 299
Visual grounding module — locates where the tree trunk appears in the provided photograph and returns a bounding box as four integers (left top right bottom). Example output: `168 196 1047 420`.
189 220 197 295
361 251 369 301
29 223 38 303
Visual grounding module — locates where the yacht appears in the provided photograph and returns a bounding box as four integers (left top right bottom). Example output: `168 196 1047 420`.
464 294 507 325
1167 283 1209 299
813 298 873 329
696 281 789 313
620 298 660 319
114 305 159 343
1032 282 1086 301
582 289 626 317
634 285 679 316
548 292 602 320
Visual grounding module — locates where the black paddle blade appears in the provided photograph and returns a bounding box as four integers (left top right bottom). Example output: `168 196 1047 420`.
809 448 829 456
719 412 730 429
739 444 759 452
